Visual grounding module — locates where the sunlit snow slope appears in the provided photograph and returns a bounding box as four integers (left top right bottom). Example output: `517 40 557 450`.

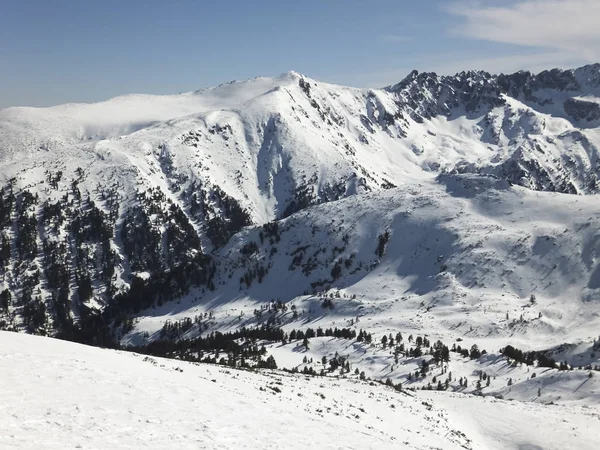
1 331 598 450
1 65 600 388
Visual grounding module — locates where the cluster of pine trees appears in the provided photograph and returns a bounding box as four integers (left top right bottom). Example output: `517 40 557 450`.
0 173 222 346
135 324 284 369
502 345 559 369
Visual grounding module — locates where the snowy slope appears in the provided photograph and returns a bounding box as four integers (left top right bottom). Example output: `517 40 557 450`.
121 174 600 404
127 173 600 348
1 331 598 450
264 337 600 406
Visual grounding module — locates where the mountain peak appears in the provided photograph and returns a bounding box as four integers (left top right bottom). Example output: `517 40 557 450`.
2 63 600 367
280 70 304 80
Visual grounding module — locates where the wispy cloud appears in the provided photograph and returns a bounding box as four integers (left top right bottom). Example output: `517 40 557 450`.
448 0 600 61
419 50 586 76
338 50 587 89
326 0 598 89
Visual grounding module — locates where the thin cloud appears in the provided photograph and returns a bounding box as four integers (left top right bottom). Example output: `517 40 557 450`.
419 50 586 76
449 0 600 61
340 50 587 89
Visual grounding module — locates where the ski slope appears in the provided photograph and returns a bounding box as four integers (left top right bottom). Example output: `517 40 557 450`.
1 331 598 450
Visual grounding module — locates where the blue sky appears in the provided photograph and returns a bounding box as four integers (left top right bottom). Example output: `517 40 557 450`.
1 0 597 108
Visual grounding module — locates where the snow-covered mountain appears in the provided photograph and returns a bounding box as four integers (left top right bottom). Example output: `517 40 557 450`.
1 65 600 400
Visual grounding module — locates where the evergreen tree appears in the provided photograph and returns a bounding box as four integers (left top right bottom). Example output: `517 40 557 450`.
265 355 277 369
0 289 11 311
420 359 429 376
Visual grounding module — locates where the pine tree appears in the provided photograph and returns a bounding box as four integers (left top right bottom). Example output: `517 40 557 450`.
420 359 429 376
0 289 11 311
265 355 277 369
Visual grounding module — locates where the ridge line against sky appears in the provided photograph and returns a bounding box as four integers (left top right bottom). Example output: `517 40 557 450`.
0 0 598 108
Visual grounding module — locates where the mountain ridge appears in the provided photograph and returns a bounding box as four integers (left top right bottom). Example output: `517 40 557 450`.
0 65 599 385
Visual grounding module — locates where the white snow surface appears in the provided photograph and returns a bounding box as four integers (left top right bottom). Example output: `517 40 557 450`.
124 176 600 392
2 68 600 429
1 331 598 450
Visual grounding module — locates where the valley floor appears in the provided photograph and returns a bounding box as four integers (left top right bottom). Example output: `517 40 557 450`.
1 332 598 449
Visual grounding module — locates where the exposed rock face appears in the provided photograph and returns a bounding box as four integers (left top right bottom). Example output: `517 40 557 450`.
564 98 600 122
386 65 600 195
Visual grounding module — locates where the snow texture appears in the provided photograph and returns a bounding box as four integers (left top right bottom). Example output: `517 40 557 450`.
1 331 598 450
